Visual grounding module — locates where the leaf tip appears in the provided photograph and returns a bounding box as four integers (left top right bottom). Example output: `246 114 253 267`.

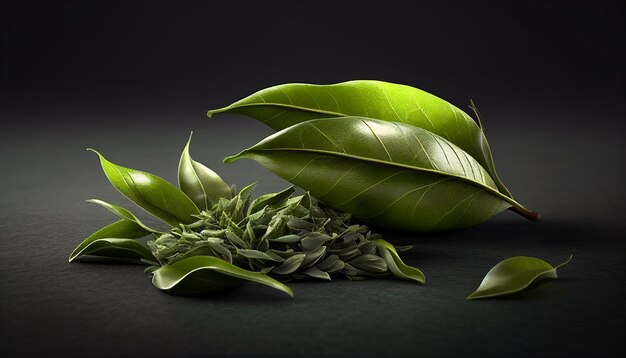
86 148 100 156
86 148 107 164
555 254 574 270
223 153 243 164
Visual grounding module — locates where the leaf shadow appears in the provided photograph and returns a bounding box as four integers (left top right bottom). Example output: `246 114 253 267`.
163 284 295 304
471 279 560 301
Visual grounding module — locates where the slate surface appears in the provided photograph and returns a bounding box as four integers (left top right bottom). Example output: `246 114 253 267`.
1 110 624 357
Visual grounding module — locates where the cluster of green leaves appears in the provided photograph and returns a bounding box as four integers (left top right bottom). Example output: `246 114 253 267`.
69 134 423 297
148 185 424 283
209 81 539 232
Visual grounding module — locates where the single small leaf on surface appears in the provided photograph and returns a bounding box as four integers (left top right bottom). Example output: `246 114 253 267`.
89 149 200 226
225 117 533 231
467 255 573 300
152 255 293 296
86 199 162 233
69 220 151 262
207 80 512 198
372 239 425 284
178 133 232 211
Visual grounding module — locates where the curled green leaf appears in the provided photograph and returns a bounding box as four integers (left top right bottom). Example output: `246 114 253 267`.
372 239 425 284
152 255 293 296
71 238 158 264
69 220 151 262
86 199 163 234
467 255 573 300
88 149 200 226
178 132 232 211
225 117 531 231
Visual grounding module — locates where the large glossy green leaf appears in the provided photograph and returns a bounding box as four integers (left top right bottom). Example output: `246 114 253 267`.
225 117 532 232
178 133 232 211
372 239 425 284
152 255 293 296
89 149 200 226
467 255 573 300
69 219 152 262
208 80 513 200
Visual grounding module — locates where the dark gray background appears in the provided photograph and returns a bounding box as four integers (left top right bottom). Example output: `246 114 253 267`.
1 1 624 357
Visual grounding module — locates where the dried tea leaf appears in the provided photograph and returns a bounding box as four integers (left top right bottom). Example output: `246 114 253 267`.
303 266 331 281
236 248 281 261
272 254 306 275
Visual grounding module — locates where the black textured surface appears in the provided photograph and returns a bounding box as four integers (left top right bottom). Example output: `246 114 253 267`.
1 1 624 357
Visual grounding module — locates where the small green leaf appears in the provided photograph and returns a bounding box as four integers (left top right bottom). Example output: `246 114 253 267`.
235 248 281 261
303 266 331 280
301 232 332 251
178 132 232 211
86 199 163 234
467 255 573 300
152 255 293 296
348 254 388 273
247 186 295 216
71 238 157 264
269 234 302 243
69 220 151 262
272 254 306 275
88 149 200 226
372 239 425 284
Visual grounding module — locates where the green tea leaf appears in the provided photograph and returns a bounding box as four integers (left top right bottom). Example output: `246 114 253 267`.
467 255 573 300
86 199 163 234
247 186 295 216
178 133 232 211
272 254 306 275
372 239 425 284
303 266 331 280
225 117 531 231
348 254 388 273
88 149 200 226
152 255 293 296
269 234 301 243
236 248 281 261
208 80 513 199
71 238 157 264
69 220 151 262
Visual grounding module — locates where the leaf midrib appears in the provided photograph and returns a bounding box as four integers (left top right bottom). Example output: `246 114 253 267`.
239 147 525 211
210 102 347 119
